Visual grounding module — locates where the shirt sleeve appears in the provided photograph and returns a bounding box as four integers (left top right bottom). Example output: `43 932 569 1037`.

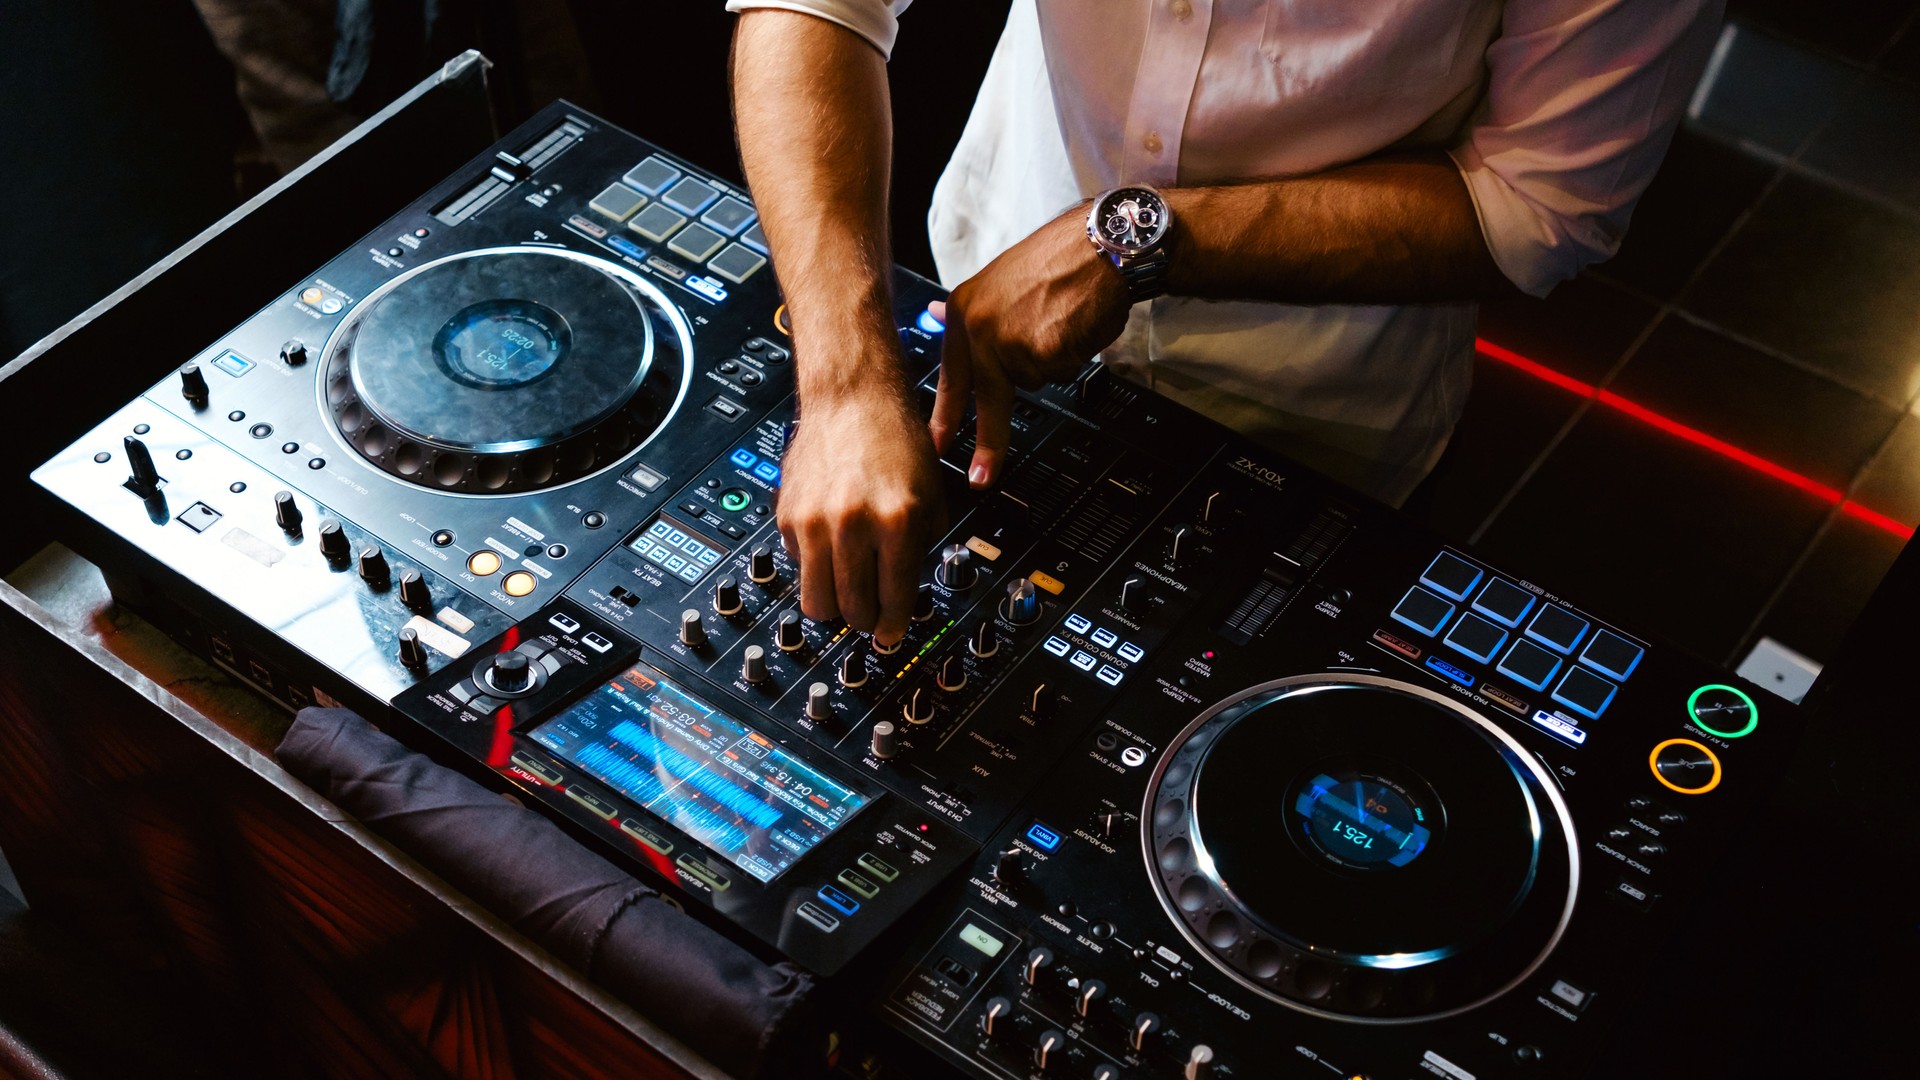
724 0 914 59
1449 0 1726 296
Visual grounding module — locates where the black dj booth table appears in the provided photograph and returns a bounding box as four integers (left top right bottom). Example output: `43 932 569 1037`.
0 51 1911 1080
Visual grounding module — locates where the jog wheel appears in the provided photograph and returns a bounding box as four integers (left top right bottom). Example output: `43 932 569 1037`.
1145 674 1577 1021
319 246 691 494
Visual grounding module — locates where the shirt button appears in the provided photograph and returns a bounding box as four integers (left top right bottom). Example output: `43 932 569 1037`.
1142 131 1164 156
1170 0 1192 19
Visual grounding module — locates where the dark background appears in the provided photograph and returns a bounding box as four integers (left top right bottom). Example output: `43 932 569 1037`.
1 1 1915 1076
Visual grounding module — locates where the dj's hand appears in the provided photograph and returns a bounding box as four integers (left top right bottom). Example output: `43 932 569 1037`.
778 388 945 645
929 206 1132 487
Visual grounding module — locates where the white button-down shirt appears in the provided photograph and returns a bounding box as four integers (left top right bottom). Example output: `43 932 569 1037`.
727 0 1722 502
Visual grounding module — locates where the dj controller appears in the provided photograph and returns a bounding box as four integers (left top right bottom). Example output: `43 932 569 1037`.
33 103 1799 1079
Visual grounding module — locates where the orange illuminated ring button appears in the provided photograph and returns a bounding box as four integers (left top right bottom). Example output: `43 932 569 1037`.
1649 738 1722 795
502 571 538 598
467 550 502 576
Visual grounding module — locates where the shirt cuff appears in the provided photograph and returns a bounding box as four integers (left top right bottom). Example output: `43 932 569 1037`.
1447 141 1617 299
725 0 903 59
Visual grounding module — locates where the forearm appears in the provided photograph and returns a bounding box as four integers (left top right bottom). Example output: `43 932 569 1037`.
729 9 903 405
1165 151 1507 305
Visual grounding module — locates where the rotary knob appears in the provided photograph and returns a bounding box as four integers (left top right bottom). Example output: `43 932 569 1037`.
993 847 1024 885
397 627 428 668
280 338 309 366
680 609 707 647
1200 490 1223 525
1184 1044 1216 1080
936 543 975 589
870 720 900 760
838 642 869 688
124 436 161 492
491 651 532 694
902 686 935 725
1075 979 1106 1017
397 569 431 612
273 491 303 534
1024 946 1053 986
980 996 1012 1038
1002 578 1040 625
1119 577 1149 614
358 545 390 588
1035 1030 1066 1072
317 520 350 563
1028 683 1056 718
1093 1067 1121 1080
969 620 998 658
1129 1012 1162 1051
714 575 743 616
179 364 209 407
776 610 805 652
936 653 967 692
806 682 834 722
742 645 769 685
912 583 937 622
748 545 777 584
1168 525 1192 566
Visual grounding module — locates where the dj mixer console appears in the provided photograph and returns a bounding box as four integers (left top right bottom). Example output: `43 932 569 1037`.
33 104 1798 1078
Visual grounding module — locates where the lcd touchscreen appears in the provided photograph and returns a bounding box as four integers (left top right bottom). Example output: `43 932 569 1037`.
529 664 867 882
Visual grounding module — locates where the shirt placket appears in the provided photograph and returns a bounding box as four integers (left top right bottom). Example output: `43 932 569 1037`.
1120 0 1210 186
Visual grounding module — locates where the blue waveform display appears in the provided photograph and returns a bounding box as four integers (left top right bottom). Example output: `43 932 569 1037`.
572 741 668 806
607 719 782 830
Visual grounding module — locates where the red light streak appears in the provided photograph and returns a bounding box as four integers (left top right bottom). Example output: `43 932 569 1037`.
1474 338 1914 541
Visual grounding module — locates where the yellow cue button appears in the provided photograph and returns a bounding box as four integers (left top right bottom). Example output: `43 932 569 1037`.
1028 570 1065 595
1649 738 1722 795
502 571 537 597
467 550 502 576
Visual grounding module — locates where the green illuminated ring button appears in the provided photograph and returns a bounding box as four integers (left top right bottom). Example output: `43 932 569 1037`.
719 487 753 512
1687 683 1758 739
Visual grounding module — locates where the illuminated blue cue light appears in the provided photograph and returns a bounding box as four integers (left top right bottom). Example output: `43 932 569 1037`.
917 307 945 334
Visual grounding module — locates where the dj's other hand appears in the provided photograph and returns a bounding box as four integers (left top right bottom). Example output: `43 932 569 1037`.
929 206 1131 488
777 388 944 645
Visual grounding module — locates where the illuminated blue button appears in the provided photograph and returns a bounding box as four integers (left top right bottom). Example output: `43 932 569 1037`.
213 351 254 377
1529 709 1589 746
665 556 687 572
1496 639 1563 692
1042 636 1071 657
1442 613 1507 664
1424 655 1474 687
1095 665 1124 686
697 549 721 565
1025 822 1062 851
647 521 672 538
608 235 647 260
1090 627 1119 649
677 564 702 582
1579 630 1644 681
644 546 670 565
1472 578 1537 628
917 308 944 334
1419 552 1483 601
1525 605 1589 655
1064 613 1093 634
1117 642 1144 663
730 447 758 469
753 461 781 483
666 529 688 545
687 276 728 302
1552 667 1618 720
1070 651 1098 672
1390 587 1455 638
816 884 860 917
633 538 656 555
680 537 705 555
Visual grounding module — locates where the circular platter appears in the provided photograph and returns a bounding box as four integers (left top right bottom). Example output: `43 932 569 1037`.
1144 674 1578 1022
318 246 692 494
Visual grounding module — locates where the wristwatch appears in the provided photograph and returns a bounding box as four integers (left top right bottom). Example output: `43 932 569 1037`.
1086 185 1174 304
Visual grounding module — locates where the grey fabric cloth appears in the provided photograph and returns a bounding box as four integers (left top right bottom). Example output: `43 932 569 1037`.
277 707 822 1079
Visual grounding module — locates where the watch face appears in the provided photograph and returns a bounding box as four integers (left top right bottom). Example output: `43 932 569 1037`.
1094 187 1169 255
